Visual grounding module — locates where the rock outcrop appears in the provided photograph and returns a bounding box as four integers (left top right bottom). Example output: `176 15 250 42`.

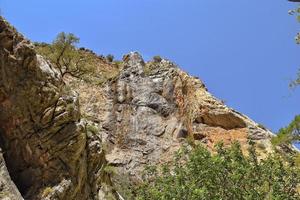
0 17 113 200
98 52 274 190
0 17 280 200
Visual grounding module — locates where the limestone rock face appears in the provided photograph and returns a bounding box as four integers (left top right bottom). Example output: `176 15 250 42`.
0 17 111 200
0 17 280 200
100 52 275 190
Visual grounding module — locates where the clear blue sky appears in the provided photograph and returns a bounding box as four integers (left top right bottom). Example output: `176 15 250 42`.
1 0 299 133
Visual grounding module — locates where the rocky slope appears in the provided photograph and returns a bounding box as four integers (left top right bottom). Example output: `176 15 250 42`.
0 17 279 199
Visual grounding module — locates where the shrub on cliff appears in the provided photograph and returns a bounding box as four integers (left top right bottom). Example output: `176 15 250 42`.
106 54 114 62
153 55 162 63
135 142 300 200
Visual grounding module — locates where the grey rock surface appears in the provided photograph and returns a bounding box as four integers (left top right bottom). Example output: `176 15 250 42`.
101 52 276 194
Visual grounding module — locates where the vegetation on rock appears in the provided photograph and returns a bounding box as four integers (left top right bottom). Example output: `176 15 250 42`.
135 142 300 200
272 115 300 146
35 32 95 79
106 54 114 63
35 32 120 86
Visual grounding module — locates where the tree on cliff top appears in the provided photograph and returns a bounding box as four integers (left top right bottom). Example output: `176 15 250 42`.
36 32 94 79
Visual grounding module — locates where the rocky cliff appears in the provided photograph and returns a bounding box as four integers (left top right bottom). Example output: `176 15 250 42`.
0 17 279 199
0 17 113 200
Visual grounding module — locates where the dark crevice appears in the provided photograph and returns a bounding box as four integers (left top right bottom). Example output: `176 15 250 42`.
193 133 206 141
0 126 33 197
177 128 188 138
0 128 6 149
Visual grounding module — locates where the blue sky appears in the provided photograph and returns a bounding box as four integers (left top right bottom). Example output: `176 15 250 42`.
1 0 299 132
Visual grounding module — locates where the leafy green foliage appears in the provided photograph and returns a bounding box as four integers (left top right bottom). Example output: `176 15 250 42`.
135 142 300 200
272 115 300 146
35 32 95 79
106 54 114 63
35 33 121 86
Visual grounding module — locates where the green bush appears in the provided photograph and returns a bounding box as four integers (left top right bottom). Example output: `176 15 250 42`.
135 142 300 200
153 55 162 63
106 54 114 62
